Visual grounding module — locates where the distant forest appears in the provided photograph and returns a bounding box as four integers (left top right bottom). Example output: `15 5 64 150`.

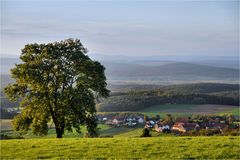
97 83 239 112
1 72 239 115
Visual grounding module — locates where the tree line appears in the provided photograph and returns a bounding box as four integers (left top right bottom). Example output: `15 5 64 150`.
98 92 239 112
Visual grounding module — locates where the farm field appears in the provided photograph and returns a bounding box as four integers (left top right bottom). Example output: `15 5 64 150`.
0 119 146 138
137 104 239 117
97 104 239 118
1 137 239 159
219 108 240 117
0 119 12 131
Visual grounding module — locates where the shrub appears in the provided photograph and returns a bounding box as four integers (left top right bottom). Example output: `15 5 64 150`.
141 128 151 137
0 133 24 139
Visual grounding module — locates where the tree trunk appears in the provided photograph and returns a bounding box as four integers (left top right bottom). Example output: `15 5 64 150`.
52 114 65 138
56 127 63 138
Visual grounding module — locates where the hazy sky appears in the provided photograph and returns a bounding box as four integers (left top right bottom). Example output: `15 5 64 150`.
1 0 239 57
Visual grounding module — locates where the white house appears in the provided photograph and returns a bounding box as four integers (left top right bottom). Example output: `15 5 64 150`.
126 118 132 122
155 125 170 132
150 120 155 125
138 118 144 123
126 121 137 126
112 118 119 124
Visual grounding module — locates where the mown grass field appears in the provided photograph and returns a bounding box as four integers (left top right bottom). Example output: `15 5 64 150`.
97 104 239 119
1 136 239 159
138 104 239 118
219 108 240 118
0 119 12 131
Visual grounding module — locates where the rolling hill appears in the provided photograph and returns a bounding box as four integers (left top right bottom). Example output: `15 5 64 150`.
103 61 239 78
1 57 239 85
97 83 239 112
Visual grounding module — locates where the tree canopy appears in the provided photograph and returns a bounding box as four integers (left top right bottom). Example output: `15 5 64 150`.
4 39 109 138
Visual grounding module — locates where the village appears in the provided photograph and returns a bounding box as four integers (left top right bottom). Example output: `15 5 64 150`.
97 113 240 136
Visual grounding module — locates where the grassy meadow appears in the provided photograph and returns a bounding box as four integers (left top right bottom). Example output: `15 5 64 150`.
97 104 239 118
0 122 113 138
1 136 239 159
1 119 146 138
139 104 239 115
137 104 240 118
219 108 240 118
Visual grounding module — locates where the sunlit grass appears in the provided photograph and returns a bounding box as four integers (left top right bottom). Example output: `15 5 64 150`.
1 124 111 139
1 137 239 159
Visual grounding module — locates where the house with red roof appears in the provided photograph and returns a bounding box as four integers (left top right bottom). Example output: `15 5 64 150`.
112 116 124 126
171 122 199 133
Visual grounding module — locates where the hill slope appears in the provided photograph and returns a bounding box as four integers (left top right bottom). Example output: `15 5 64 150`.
98 83 239 112
1 137 239 159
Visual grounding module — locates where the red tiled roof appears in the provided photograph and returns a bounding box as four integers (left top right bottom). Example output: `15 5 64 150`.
176 117 189 122
173 122 197 129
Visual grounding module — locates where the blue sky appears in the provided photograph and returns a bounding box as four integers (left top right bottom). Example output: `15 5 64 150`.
1 0 239 57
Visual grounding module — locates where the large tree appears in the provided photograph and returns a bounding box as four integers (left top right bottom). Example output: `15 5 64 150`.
4 39 109 138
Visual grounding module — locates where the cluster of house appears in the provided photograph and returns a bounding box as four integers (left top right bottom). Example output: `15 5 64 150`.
146 116 235 133
97 114 238 133
98 115 144 127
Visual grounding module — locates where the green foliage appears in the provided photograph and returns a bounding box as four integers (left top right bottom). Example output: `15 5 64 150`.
222 129 240 136
226 114 235 124
4 39 109 138
144 115 149 121
183 129 224 136
0 133 23 140
162 114 174 126
141 128 151 137
12 109 32 133
85 115 99 137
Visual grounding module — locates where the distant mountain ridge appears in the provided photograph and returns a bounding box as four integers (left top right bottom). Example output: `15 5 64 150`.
103 61 238 78
89 54 239 69
1 56 239 85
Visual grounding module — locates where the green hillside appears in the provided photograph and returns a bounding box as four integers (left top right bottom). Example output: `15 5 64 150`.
1 137 239 159
97 83 239 112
